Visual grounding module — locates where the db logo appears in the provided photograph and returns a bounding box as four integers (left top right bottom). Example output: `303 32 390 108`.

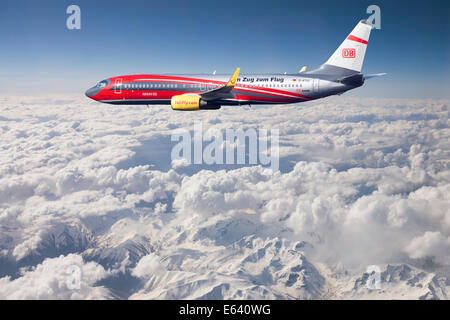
342 48 356 58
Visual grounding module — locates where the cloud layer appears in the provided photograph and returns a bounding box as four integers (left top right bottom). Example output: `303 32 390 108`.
0 95 448 299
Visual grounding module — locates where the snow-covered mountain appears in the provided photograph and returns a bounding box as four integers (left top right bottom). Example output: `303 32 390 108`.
320 263 449 300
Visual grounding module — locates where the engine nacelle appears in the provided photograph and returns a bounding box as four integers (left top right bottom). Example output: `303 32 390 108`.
171 95 220 111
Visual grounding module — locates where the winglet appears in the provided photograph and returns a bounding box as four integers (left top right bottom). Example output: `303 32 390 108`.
299 66 307 73
226 67 240 87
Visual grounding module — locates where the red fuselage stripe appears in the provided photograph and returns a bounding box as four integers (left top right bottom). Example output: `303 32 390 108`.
117 78 312 100
233 94 297 103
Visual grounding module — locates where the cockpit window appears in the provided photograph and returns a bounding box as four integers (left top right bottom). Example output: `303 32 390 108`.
96 80 109 88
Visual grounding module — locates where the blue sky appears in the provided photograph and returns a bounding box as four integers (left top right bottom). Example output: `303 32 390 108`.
0 0 448 98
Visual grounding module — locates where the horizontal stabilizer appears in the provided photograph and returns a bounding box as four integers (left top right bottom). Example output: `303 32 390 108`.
364 73 386 80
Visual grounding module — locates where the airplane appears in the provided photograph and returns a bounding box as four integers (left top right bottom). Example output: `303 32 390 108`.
85 20 384 110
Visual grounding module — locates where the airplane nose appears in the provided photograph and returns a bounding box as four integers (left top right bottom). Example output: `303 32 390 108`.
85 87 97 98
86 80 110 99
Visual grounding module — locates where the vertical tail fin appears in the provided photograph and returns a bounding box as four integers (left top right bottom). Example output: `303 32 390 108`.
325 20 373 73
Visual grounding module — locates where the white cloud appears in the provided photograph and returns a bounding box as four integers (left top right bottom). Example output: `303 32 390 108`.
0 254 111 299
132 253 165 278
405 231 450 261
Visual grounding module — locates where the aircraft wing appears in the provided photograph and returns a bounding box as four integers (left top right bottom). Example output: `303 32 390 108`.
200 67 240 101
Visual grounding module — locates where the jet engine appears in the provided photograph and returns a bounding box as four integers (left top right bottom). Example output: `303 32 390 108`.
171 95 220 111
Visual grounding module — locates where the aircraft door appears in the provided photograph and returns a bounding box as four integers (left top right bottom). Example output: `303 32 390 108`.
313 79 319 93
114 78 122 94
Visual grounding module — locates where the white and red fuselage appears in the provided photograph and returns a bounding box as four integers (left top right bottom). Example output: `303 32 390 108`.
85 20 381 109
85 73 325 106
